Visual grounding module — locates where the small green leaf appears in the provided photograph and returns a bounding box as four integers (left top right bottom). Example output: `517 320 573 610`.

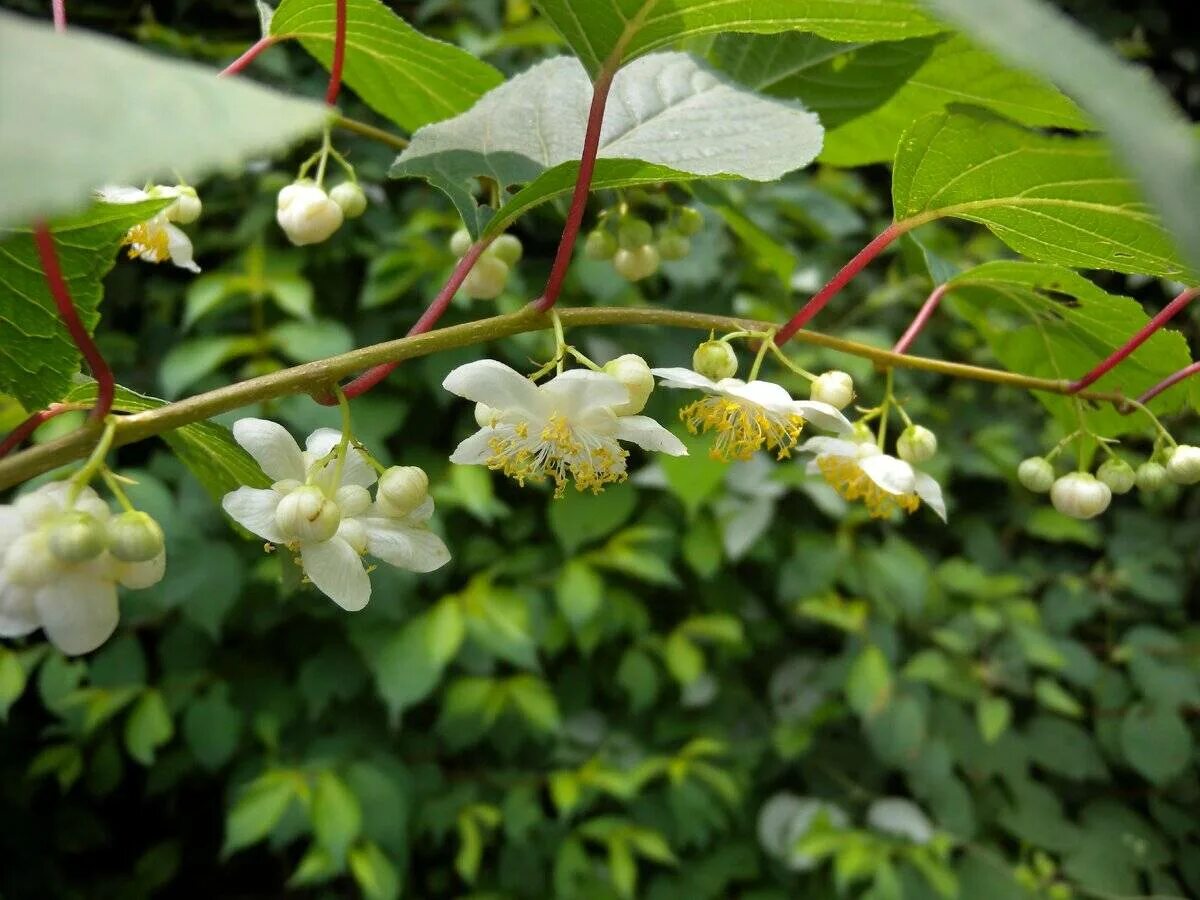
1120 704 1192 785
184 685 244 770
124 689 174 766
371 598 464 718
507 675 562 734
159 336 257 398
616 648 660 713
846 645 893 719
312 771 363 865
348 841 401 900
976 696 1012 744
223 772 298 855
1033 677 1084 719
0 649 28 721
555 559 605 630
268 320 354 364
549 483 637 553
663 631 704 686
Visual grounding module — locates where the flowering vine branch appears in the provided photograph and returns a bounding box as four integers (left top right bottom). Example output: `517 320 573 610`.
0 403 87 459
33 224 114 421
1136 361 1200 406
893 283 950 354
218 35 278 77
324 0 347 105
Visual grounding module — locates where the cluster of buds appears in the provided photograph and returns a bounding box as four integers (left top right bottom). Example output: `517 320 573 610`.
449 230 524 300
584 205 704 281
276 179 367 246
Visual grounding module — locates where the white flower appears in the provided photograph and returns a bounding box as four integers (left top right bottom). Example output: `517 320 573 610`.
443 359 686 496
220 419 449 611
651 367 852 462
276 182 344 246
0 482 165 655
1165 444 1200 485
809 370 855 410
97 185 200 272
800 436 946 521
1049 472 1111 519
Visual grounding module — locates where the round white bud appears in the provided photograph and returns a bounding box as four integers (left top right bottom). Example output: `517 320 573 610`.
156 185 202 225
1165 444 1200 485
3 532 59 586
107 511 165 563
449 228 473 257
1096 458 1136 495
461 255 509 300
1136 461 1169 492
338 518 368 555
693 340 737 381
488 234 523 266
329 181 368 218
275 485 341 542
334 484 371 518
612 245 660 281
897 425 938 464
1017 457 1056 493
1050 472 1112 520
377 466 429 517
603 354 655 416
46 510 108 563
809 371 855 410
475 403 500 429
276 182 344 246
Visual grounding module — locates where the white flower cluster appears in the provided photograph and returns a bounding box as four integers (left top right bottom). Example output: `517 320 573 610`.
221 420 448 611
1 482 165 655
98 183 203 273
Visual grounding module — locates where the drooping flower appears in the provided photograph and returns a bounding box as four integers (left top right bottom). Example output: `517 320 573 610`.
651 367 852 462
276 182 344 246
97 185 201 272
1049 472 1111 519
0 482 165 655
220 419 449 611
800 436 946 521
443 359 686 496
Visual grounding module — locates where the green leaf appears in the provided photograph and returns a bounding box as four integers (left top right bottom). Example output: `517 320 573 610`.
0 200 168 408
0 10 328 228
892 108 1190 278
65 382 271 498
391 53 823 238
463 585 539 670
663 631 704 685
549 482 637 553
920 0 1200 274
268 320 354 364
534 0 942 75
688 182 795 286
1120 704 1193 785
507 675 562 734
713 32 1085 166
270 0 502 132
184 685 244 770
159 336 258 399
371 598 464 718
975 695 1011 745
946 261 1198 433
846 645 893 719
348 840 401 900
223 772 298 855
123 689 175 766
555 559 605 630
312 771 363 865
0 648 28 721
1033 678 1083 719
616 648 660 713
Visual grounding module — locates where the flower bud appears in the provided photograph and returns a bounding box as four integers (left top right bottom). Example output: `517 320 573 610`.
46 510 108 563
1050 472 1111 520
461 255 510 300
583 229 617 261
851 420 875 444
475 403 500 428
329 181 368 218
693 340 737 381
377 466 429 517
1165 444 1200 485
618 217 653 249
1136 461 1168 492
449 228 473 257
603 354 655 416
612 245 660 281
155 185 202 225
809 370 855 410
334 484 371 518
1096 458 1135 495
107 511 165 563
675 206 704 236
276 182 344 246
3 533 59 586
337 518 368 554
488 234 523 266
656 230 691 261
897 425 937 464
1017 457 1055 493
275 485 341 542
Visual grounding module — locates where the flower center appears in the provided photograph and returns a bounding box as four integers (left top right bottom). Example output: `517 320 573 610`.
679 397 805 462
123 221 170 262
817 456 920 518
485 413 627 497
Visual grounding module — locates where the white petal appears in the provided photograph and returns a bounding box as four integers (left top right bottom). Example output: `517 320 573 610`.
115 551 166 589
793 400 854 435
232 418 305 482
0 580 39 637
859 454 917 496
34 574 119 655
650 367 718 392
363 518 451 573
304 429 376 489
449 428 496 465
614 416 688 456
539 370 629 415
395 495 435 525
165 224 200 273
799 436 860 458
443 359 542 413
221 487 285 543
98 185 149 204
913 472 947 522
300 538 371 611
0 506 22 547
725 379 795 412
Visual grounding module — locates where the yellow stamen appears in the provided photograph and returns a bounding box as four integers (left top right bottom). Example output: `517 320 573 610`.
817 456 919 518
680 396 805 462
485 413 627 497
122 222 170 263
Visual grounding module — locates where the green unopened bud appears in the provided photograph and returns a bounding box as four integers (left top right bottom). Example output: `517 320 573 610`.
488 234 523 266
377 466 429 517
46 510 108 563
461 255 509 300
851 420 874 444
275 485 341 543
603 354 655 415
693 340 737 381
329 181 368 218
1136 461 1168 492
106 511 165 562
1165 444 1200 485
809 370 855 410
675 206 704 236
612 245 660 281
897 425 938 464
1017 457 1055 494
656 230 691 261
449 228 473 257
1096 458 1135 495
617 217 653 249
583 229 617 261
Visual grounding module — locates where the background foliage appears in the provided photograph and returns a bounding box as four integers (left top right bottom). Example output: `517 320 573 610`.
2 1 1199 898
